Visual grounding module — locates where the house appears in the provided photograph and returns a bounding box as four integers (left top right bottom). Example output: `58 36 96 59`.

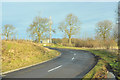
40 39 50 43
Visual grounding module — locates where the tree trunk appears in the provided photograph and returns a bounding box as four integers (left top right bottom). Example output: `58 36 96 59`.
69 35 71 45
38 34 41 43
6 34 9 40
69 27 72 45
38 36 41 43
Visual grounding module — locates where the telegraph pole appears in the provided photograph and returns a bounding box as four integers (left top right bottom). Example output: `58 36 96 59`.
49 16 52 43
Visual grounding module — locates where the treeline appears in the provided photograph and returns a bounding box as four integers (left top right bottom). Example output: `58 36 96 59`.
2 13 119 50
52 38 117 49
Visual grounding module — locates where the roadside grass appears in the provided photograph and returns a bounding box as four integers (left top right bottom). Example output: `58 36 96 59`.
83 49 119 79
48 45 120 79
82 59 107 79
2 40 60 73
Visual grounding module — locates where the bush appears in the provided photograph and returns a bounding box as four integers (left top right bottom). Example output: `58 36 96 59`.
74 39 94 48
62 43 74 47
52 38 117 49
52 38 62 44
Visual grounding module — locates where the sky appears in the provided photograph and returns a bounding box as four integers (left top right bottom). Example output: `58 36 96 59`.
1 0 120 2
2 2 117 39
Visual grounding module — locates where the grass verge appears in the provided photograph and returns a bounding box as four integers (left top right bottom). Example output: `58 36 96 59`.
2 40 60 73
83 49 119 79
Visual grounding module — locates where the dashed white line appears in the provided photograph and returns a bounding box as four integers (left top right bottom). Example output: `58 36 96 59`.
72 57 75 60
48 65 62 72
74 53 76 55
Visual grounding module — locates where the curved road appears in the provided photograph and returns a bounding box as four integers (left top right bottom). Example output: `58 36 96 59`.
3 48 97 78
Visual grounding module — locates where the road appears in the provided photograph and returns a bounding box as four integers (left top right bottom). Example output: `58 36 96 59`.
3 48 97 78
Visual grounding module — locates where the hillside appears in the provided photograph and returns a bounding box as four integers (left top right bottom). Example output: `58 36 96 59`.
2 40 60 72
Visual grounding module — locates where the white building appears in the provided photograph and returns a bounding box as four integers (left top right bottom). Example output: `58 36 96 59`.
40 39 50 43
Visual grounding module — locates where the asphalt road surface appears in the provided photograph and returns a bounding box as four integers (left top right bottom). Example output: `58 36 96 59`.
3 48 97 78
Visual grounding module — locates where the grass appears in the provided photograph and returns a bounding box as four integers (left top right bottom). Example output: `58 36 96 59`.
2 40 60 73
48 45 120 79
83 49 119 79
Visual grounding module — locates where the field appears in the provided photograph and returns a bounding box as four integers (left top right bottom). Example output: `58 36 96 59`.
2 40 60 73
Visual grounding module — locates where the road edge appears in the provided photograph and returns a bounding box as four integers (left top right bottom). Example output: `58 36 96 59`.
75 50 99 78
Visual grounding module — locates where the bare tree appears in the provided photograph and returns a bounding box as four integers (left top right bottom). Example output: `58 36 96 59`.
113 24 118 41
59 14 80 45
96 20 113 42
27 16 50 43
2 24 16 40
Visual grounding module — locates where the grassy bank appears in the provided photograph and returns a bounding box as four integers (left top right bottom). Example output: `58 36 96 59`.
2 40 60 73
48 45 119 79
83 49 119 79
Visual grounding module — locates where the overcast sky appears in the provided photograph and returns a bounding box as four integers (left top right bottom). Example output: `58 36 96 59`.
2 2 117 39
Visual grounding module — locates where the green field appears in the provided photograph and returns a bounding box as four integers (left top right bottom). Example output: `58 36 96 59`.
2 40 60 73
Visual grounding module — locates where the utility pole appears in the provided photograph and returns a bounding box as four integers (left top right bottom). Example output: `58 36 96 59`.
49 16 52 43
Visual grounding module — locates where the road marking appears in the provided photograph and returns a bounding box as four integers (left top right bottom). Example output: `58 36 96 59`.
74 53 76 55
72 57 74 60
48 65 62 72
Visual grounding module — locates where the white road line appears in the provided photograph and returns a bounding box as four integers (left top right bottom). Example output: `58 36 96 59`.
48 65 62 72
74 53 76 55
72 57 74 60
